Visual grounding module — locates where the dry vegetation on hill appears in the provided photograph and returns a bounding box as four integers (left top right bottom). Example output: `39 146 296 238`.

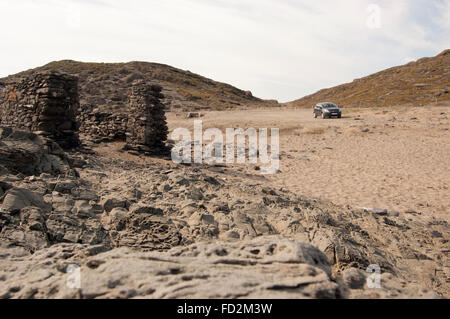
0 60 279 113
288 50 450 109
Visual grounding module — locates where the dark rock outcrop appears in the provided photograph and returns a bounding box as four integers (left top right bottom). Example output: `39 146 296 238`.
0 127 74 176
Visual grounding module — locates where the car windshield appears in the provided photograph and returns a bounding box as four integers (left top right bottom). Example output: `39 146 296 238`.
323 103 337 109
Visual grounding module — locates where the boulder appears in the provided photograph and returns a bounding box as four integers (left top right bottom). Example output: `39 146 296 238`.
0 128 74 176
342 267 367 289
71 200 96 219
129 204 163 215
45 211 110 247
0 207 49 252
54 180 77 194
101 207 128 231
101 196 129 213
1 188 51 214
0 237 342 299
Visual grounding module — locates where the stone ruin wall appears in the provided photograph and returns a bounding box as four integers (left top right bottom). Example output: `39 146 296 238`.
0 72 168 152
124 82 168 153
77 105 128 141
0 72 79 149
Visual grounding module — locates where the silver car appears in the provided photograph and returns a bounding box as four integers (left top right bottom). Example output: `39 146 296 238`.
313 102 342 119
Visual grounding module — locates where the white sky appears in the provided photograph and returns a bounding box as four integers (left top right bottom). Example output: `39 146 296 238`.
0 0 448 102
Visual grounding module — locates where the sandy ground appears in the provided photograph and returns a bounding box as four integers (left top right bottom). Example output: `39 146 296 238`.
167 103 450 222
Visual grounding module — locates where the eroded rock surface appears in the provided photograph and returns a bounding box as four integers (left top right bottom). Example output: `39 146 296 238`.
0 128 448 299
0 237 438 299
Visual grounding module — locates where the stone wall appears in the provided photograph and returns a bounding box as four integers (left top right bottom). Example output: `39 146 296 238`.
124 81 168 153
0 73 168 153
77 104 127 141
0 72 79 149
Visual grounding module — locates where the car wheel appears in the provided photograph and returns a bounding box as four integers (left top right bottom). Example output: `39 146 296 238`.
338 114 342 118
314 112 317 118
321 112 326 119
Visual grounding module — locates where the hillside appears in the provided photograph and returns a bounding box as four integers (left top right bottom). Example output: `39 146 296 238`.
0 60 279 112
288 49 450 108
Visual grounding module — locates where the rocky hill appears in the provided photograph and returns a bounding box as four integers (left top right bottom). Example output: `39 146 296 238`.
288 49 450 108
0 60 279 112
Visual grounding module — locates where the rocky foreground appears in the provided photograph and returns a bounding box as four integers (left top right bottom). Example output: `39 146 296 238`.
0 128 448 299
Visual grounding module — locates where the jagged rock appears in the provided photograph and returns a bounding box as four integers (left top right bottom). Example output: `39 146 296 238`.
71 188 99 201
20 207 46 232
342 268 367 289
129 204 163 215
186 187 203 201
45 211 110 247
1 188 51 214
71 200 97 219
53 180 77 194
47 193 75 213
101 196 129 213
0 224 49 252
109 212 182 251
0 128 74 176
101 207 128 231
0 206 49 252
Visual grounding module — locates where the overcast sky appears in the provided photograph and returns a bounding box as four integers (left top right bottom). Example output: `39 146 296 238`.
0 0 448 102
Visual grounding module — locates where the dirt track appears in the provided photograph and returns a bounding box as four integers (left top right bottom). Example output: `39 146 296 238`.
167 103 450 222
